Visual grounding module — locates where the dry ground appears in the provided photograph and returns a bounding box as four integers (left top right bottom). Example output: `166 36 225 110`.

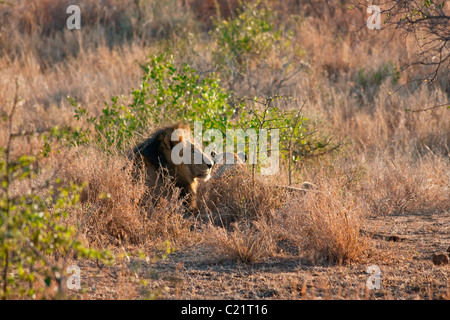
71 209 449 300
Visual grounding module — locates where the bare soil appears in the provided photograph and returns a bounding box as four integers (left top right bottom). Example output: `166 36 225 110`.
73 210 450 300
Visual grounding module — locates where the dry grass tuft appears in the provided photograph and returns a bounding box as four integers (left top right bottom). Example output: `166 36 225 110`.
273 180 369 264
198 165 288 227
203 218 275 264
198 166 291 263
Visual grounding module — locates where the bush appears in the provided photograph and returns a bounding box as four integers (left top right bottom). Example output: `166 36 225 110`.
211 0 305 95
72 53 234 152
0 91 110 299
235 96 336 183
211 1 280 75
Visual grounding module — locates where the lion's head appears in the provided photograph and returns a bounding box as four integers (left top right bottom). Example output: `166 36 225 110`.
132 123 214 211
168 125 214 183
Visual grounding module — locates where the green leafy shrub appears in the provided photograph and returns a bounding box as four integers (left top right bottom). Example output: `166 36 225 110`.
211 1 280 73
235 96 335 183
211 1 305 95
72 53 234 152
0 91 111 299
357 61 400 88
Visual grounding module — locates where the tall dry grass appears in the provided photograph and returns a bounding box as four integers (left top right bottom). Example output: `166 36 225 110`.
202 167 370 264
361 154 450 216
274 187 369 264
55 147 193 248
198 165 287 225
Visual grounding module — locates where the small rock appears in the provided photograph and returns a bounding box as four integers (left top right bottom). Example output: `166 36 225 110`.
432 253 449 266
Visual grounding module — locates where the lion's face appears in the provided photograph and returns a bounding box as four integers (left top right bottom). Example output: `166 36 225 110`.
185 138 214 181
167 128 214 183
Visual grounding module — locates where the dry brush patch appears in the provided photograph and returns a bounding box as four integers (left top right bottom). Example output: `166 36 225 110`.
202 218 276 264
361 155 450 216
55 147 193 248
197 165 289 263
198 165 287 226
273 180 370 265
198 163 370 265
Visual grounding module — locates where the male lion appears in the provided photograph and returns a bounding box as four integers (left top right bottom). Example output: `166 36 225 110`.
131 123 214 212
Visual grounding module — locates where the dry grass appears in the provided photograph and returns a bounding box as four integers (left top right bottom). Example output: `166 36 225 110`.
197 167 286 263
362 155 450 216
55 146 193 248
198 166 287 225
0 0 449 299
273 178 369 264
0 0 197 65
203 219 275 263
202 179 369 264
198 163 369 264
320 85 450 156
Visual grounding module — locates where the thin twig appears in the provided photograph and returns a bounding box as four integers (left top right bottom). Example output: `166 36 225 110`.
405 102 449 113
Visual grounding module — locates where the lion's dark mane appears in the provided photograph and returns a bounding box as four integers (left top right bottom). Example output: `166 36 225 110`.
132 127 171 171
130 124 196 210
